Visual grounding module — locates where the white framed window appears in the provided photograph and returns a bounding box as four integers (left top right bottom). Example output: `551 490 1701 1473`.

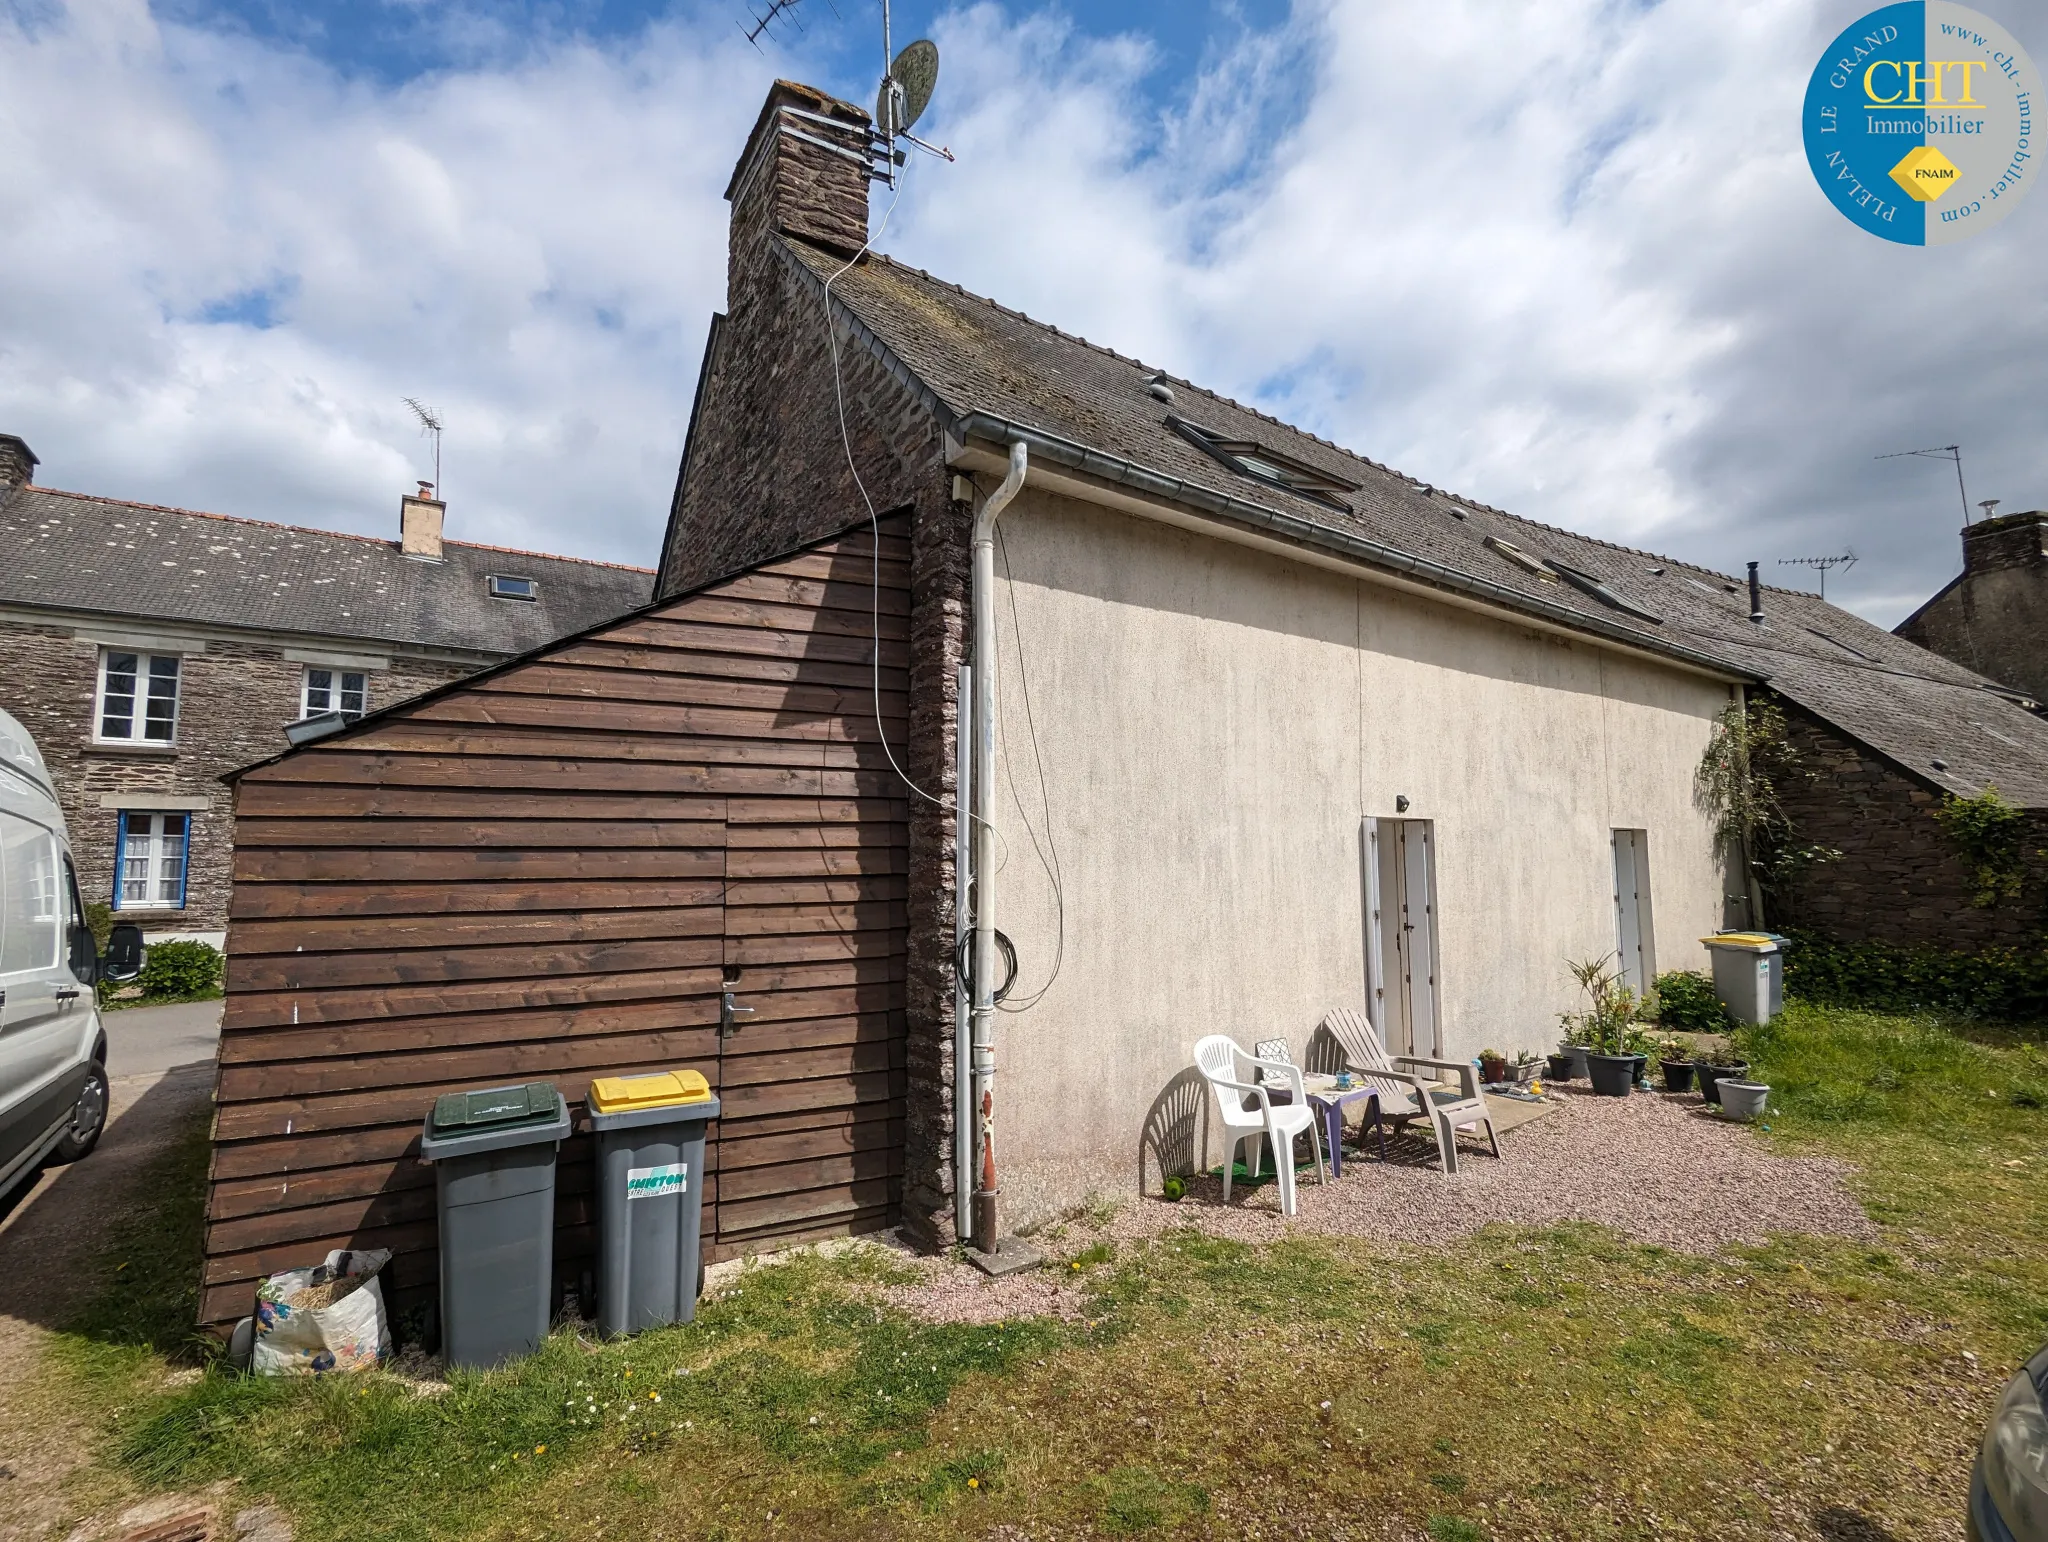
115 811 190 910
301 667 368 721
96 651 181 744
487 574 538 601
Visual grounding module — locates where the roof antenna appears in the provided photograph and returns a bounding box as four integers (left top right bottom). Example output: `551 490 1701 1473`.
740 0 807 47
872 4 954 183
1778 549 1858 600
403 399 443 499
1876 443 1971 524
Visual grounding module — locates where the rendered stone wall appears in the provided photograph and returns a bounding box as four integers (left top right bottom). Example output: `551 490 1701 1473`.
1770 698 2047 950
0 618 467 934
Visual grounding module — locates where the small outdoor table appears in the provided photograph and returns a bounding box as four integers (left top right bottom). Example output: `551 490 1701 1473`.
1274 1074 1385 1177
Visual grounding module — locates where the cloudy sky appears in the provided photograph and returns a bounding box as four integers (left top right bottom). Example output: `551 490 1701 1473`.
1 0 2041 623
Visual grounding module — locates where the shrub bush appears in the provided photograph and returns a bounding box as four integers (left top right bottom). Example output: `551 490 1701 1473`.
1651 969 1729 1033
137 939 224 1002
1782 929 2048 1024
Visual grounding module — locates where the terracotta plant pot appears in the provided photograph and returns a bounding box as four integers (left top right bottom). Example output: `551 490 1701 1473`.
1479 1058 1509 1085
1659 1059 1696 1094
1718 1080 1769 1121
1586 1052 1637 1097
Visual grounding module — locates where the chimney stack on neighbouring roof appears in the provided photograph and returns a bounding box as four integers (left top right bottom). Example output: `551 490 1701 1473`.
400 481 445 561
1960 509 2048 575
726 80 873 293
0 434 38 491
1747 561 1763 625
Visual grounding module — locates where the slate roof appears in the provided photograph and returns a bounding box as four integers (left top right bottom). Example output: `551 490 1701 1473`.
0 485 652 657
786 236 2048 806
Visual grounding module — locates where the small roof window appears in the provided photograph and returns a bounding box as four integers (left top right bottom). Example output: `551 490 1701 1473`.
1548 562 1664 625
1483 536 1558 581
488 574 538 601
1166 417 1360 511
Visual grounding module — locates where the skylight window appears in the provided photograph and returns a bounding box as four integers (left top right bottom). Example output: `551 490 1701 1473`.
1166 418 1360 511
1548 562 1664 625
488 575 538 601
1805 627 1876 661
1483 536 1558 581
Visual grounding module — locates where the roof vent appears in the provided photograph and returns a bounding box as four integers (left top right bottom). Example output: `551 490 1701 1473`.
1747 561 1763 625
1146 373 1175 405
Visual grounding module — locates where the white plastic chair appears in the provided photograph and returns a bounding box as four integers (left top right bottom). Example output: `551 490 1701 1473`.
1193 1034 1327 1216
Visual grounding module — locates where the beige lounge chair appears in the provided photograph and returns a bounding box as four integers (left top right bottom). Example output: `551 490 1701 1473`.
1307 1006 1500 1175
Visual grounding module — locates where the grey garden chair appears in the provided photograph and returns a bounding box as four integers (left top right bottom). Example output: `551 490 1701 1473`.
1308 1007 1500 1175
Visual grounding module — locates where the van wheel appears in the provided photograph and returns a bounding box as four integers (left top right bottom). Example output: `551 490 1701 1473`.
53 1063 109 1163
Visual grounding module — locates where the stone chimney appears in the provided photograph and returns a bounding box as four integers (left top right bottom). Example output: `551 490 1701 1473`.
0 434 38 490
725 80 873 298
1960 509 2048 575
1897 508 2048 701
400 481 445 560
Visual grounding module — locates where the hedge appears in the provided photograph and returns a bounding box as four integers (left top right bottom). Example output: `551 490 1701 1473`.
1782 928 2048 1023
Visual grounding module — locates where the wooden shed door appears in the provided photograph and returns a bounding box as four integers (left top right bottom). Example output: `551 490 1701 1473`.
709 788 907 1258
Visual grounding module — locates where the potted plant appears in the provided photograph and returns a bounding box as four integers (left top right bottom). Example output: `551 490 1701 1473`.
1563 956 1640 1097
1696 1040 1752 1105
1512 1049 1542 1085
1547 1048 1580 1081
1719 1079 1769 1121
1656 1035 1696 1094
1478 1047 1509 1085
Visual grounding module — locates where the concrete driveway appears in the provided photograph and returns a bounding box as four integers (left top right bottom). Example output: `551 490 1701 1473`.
100 997 223 1081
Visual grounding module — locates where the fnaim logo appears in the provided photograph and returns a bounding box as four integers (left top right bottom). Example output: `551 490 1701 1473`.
1804 3 2039 243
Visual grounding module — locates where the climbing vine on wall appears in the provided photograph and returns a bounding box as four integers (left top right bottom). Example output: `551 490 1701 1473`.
1694 697 1839 921
1933 784 2031 908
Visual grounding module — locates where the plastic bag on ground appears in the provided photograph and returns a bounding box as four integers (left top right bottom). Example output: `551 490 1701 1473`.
252 1248 393 1376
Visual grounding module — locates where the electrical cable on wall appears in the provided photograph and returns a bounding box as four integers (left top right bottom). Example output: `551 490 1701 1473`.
994 523 1066 1012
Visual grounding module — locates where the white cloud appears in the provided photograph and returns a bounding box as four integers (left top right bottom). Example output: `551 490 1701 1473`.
2 0 2041 618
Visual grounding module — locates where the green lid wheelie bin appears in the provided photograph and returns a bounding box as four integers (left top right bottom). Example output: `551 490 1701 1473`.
418 1081 570 1368
587 1069 720 1336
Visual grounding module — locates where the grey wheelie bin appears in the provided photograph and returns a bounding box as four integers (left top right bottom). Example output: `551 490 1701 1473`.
1700 932 1786 1025
587 1069 719 1336
418 1080 570 1368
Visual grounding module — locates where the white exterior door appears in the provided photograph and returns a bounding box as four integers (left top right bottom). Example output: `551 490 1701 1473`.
1612 828 1655 997
1365 818 1439 1058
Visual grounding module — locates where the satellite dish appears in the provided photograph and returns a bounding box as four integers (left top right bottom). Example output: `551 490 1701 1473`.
877 39 939 136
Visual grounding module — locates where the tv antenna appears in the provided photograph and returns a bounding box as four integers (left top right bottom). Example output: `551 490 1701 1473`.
1876 443 1971 523
741 0 812 47
742 1 953 182
403 398 443 498
1778 549 1858 599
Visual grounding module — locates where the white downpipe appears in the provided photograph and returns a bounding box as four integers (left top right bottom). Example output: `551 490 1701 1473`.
966 439 1028 1250
952 660 973 1243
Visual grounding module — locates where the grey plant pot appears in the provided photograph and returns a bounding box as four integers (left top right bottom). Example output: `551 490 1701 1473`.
1719 1080 1770 1121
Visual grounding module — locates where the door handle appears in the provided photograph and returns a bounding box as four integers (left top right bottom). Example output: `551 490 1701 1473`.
55 988 80 1006
720 991 756 1039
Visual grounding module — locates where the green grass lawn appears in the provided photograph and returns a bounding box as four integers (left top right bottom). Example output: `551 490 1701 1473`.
37 1001 2048 1540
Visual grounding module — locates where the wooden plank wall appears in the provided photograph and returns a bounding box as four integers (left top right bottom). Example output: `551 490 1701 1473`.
202 518 912 1327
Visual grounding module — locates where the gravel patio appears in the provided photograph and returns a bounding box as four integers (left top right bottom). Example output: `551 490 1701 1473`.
881 1084 1876 1324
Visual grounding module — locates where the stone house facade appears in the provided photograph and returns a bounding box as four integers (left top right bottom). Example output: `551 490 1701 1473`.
657 79 2048 1249
1896 509 2048 706
0 435 652 942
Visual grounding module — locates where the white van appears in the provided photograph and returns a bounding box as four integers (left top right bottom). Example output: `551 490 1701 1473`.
0 706 142 1199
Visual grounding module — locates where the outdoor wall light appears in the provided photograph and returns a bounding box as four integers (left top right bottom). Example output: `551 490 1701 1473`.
1395 795 1411 813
